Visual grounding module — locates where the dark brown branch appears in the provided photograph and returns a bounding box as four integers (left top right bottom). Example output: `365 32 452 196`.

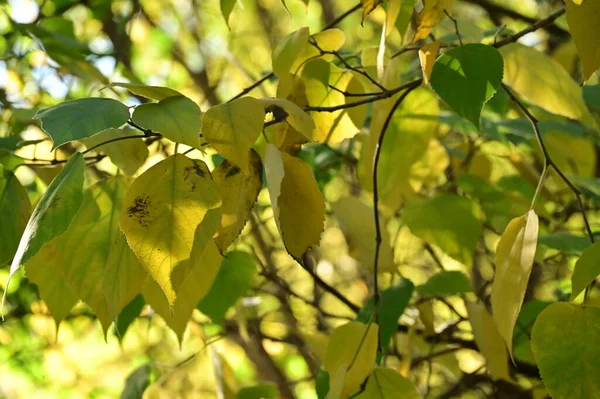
493 7 566 48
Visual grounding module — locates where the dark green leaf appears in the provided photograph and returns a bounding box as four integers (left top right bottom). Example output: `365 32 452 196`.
121 364 151 399
316 369 330 399
115 295 146 341
513 300 551 363
0 166 31 266
538 233 591 256
417 271 472 297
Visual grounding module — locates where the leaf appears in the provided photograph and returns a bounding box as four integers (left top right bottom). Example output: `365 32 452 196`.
326 365 348 399
531 303 600 399
513 300 551 363
132 95 203 150
354 367 421 399
197 251 257 324
361 0 379 22
202 97 265 174
430 44 503 129
277 151 326 260
237 383 279 399
395 0 418 40
565 0 600 82
35 98 130 149
0 166 31 266
7 153 85 295
413 0 457 42
356 279 414 359
103 82 181 100
263 144 285 228
213 151 262 252
120 154 222 307
331 196 396 273
570 241 600 300
466 302 510 381
121 364 152 399
115 295 146 340
260 97 316 140
291 29 346 74
323 321 379 398
83 128 148 176
220 0 236 25
419 40 441 84
272 27 310 77
403 194 483 266
417 271 472 297
302 59 360 144
491 210 539 358
500 43 594 125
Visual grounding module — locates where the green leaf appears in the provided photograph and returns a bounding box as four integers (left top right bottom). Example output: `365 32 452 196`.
417 271 472 297
121 364 152 399
354 367 421 399
272 27 309 77
220 0 237 25
316 369 330 399
103 82 181 101
82 128 148 176
0 166 31 266
197 251 257 324
531 303 600 399
513 300 551 363
430 43 503 129
202 97 265 174
132 95 203 150
356 279 414 360
403 194 483 266
115 295 146 340
237 383 279 399
565 0 600 82
570 241 600 300
538 233 591 256
35 98 130 149
491 210 539 359
213 150 262 253
120 154 222 307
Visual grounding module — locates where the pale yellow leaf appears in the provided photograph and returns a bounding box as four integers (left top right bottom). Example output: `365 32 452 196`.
83 128 148 176
213 150 263 253
565 0 600 82
324 321 379 398
263 143 285 230
120 154 222 307
202 97 265 174
491 210 539 359
326 365 349 399
419 41 441 84
412 0 457 43
260 97 316 140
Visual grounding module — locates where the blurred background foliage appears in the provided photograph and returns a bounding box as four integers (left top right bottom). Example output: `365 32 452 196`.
0 0 599 398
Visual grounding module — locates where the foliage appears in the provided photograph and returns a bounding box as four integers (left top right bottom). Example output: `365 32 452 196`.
1 0 600 398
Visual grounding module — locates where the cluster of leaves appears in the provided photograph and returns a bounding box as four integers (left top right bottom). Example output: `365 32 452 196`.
2 0 600 398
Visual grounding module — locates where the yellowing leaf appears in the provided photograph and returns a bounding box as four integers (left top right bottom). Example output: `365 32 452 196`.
120 154 222 307
491 210 539 358
302 59 359 144
412 0 457 43
0 166 31 266
570 241 600 300
326 365 349 399
419 40 441 84
103 82 181 100
323 321 379 397
385 0 402 36
132 95 203 150
278 152 326 259
565 0 600 82
500 43 594 125
272 27 310 77
202 97 265 174
83 128 148 176
260 97 316 140
354 367 421 399
331 196 396 273
213 150 263 253
466 301 511 381
263 144 285 229
290 29 346 74
361 0 379 23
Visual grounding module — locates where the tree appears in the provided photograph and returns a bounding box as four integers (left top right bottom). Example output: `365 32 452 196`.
1 0 599 397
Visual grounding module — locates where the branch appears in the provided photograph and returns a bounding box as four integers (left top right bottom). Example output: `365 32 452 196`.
493 7 566 48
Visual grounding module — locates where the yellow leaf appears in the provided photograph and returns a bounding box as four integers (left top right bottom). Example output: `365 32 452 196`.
302 59 359 144
345 73 370 129
260 97 316 140
491 210 539 359
331 196 396 273
361 0 379 23
324 321 379 398
565 0 600 82
272 27 310 78
500 43 594 125
354 367 421 399
120 154 222 307
409 138 450 191
83 128 148 176
466 301 511 381
412 0 457 43
213 150 263 253
290 29 346 74
326 365 349 399
202 97 265 174
263 143 285 230
385 0 401 37
419 40 441 84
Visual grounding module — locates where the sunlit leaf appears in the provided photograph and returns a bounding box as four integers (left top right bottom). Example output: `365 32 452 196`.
565 0 600 82
419 40 441 84
531 303 600 399
412 0 457 42
491 210 539 358
260 97 315 140
202 97 265 174
466 301 510 381
197 251 257 324
103 82 181 100
570 241 600 300
417 270 472 297
430 44 503 129
354 367 421 399
323 321 379 398
120 154 221 307
291 29 346 74
272 27 310 77
132 95 203 149
263 143 285 229
83 128 148 176
360 0 379 22
0 165 31 266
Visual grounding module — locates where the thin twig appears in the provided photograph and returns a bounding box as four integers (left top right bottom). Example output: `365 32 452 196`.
493 7 566 48
444 10 463 46
82 134 146 155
